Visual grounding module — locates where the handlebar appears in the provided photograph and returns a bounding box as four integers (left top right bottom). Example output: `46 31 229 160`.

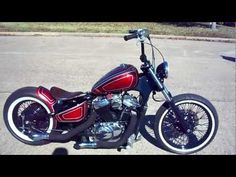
124 33 137 41
123 28 165 65
124 29 150 42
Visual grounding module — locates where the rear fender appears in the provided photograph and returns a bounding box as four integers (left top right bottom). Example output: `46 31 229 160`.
36 86 56 112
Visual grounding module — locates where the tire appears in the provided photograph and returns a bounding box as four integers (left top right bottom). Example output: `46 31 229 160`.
3 87 55 145
154 93 218 154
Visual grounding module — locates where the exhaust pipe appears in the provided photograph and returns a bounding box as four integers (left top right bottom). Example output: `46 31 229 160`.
30 111 97 142
73 142 97 149
30 110 137 150
30 133 49 141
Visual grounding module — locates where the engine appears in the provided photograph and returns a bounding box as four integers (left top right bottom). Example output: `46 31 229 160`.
90 93 140 141
92 121 125 141
92 93 140 121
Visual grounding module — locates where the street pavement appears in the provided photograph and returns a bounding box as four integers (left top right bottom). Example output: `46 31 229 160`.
0 35 235 155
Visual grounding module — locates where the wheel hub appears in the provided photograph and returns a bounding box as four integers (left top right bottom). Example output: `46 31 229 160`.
20 102 49 132
172 110 197 133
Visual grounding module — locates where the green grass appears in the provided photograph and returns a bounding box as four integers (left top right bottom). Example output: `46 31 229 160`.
0 22 235 38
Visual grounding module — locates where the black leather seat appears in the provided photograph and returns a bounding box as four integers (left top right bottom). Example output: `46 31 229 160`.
50 86 84 101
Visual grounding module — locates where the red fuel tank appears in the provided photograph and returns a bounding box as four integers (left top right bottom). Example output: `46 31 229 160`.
91 64 139 94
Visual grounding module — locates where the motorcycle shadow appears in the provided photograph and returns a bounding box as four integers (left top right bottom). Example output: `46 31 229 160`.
52 147 69 155
139 115 165 151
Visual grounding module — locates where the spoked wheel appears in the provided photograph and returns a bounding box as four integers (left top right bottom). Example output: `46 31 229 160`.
3 87 55 145
154 94 218 154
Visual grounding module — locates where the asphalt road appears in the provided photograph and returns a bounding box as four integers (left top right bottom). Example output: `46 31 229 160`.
0 36 235 155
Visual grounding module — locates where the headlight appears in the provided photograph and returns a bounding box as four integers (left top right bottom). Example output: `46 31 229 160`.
156 61 169 80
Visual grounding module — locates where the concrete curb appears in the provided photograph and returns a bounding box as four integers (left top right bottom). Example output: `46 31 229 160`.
0 32 235 43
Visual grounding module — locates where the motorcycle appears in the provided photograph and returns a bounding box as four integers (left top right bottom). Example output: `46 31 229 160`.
3 29 218 154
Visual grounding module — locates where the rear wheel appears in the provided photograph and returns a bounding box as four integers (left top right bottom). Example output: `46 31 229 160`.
154 94 218 154
3 87 55 145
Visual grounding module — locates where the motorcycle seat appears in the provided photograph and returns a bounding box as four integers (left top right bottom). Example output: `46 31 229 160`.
50 86 84 101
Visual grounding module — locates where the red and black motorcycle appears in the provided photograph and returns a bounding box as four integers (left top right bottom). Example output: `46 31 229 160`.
3 29 218 154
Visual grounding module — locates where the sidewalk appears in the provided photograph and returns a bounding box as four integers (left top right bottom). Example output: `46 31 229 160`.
0 32 235 43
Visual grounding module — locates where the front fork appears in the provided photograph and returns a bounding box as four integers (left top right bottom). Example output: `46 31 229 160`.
148 68 189 133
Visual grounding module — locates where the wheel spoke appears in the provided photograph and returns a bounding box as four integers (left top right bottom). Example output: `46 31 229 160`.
188 103 195 112
198 112 208 120
195 129 207 133
163 121 172 128
178 104 185 111
194 129 205 138
197 122 209 126
195 106 204 115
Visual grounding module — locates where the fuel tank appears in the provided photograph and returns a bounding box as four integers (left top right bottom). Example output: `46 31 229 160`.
91 64 139 94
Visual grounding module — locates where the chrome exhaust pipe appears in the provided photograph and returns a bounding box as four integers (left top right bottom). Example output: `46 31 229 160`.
30 133 49 141
29 112 97 142
73 142 97 149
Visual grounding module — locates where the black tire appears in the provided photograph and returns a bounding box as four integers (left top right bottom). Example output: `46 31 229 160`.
154 93 218 154
3 87 55 145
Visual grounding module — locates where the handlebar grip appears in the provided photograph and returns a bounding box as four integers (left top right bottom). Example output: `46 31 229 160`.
124 33 137 41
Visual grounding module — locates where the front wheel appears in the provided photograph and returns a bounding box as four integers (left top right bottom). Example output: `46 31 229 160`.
154 94 218 154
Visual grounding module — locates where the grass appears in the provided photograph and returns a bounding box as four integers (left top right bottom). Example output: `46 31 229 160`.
0 22 235 38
